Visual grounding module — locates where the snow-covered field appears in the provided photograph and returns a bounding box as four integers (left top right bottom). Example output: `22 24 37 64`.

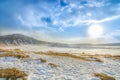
1 45 120 55
0 45 120 80
0 45 120 55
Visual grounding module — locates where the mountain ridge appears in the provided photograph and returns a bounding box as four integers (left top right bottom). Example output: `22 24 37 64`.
0 34 50 45
0 34 120 47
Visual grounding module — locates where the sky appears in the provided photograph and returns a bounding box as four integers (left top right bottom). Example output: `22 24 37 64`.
0 0 120 44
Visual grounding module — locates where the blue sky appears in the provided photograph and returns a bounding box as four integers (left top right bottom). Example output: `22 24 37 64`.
0 0 120 43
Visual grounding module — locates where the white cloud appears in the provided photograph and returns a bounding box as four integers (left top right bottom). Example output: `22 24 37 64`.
49 0 120 28
16 0 118 30
86 0 107 7
59 27 64 32
17 8 47 28
16 9 57 33
54 15 120 27
13 0 120 44
89 15 120 23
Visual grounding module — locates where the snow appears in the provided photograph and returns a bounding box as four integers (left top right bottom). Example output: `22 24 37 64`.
0 45 120 80
1 45 120 55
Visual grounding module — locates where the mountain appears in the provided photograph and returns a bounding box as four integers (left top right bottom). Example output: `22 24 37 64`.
96 43 120 46
0 34 120 47
0 34 49 45
0 34 91 47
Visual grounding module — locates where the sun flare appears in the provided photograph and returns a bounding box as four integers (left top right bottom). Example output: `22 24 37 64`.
88 24 104 38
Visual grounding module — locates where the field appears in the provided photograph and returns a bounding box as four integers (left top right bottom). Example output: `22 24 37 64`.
0 45 120 80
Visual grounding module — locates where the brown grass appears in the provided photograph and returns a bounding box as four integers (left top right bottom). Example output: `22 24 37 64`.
0 53 29 59
94 73 115 80
39 58 47 63
14 49 24 54
80 53 120 60
48 62 58 68
34 58 47 63
112 55 120 60
0 68 27 80
0 49 24 54
35 51 103 62
0 49 29 59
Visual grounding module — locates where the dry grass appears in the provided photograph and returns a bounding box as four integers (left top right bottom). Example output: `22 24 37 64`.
94 73 115 80
0 68 27 80
48 62 58 68
80 53 120 60
0 49 24 54
34 58 47 63
39 58 47 63
0 53 29 59
88 56 103 62
35 51 103 62
14 49 24 54
0 49 29 59
112 55 120 60
103 54 113 58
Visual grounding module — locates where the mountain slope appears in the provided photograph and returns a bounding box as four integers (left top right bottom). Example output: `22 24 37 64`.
0 34 48 45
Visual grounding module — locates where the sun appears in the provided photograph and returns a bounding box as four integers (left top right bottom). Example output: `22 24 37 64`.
88 24 104 38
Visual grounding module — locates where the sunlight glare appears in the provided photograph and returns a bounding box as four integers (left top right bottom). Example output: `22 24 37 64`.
88 24 104 38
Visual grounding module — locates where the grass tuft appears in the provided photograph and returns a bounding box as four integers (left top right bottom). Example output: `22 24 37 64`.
0 68 27 80
39 58 47 63
112 55 120 60
94 73 115 80
48 62 58 68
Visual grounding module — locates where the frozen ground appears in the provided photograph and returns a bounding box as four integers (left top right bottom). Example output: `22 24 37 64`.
0 45 120 55
0 45 120 80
